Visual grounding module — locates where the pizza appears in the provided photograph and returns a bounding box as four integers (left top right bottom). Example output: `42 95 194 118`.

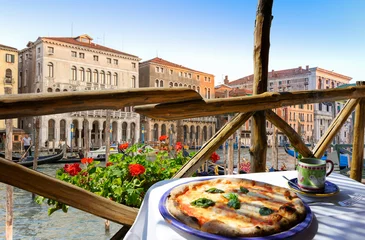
166 178 307 237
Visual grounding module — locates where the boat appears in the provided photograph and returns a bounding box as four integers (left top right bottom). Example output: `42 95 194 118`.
58 156 105 164
0 149 62 162
283 145 349 168
88 145 118 159
17 149 65 167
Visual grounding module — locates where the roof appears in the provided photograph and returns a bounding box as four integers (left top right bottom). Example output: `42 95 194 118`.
141 57 214 76
41 36 138 58
215 87 252 98
0 43 17 51
229 67 311 86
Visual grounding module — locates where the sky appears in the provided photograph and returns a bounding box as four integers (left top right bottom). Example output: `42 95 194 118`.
1 0 364 85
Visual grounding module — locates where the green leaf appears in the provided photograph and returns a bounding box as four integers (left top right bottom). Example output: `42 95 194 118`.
190 198 215 208
259 207 274 216
48 206 60 216
62 204 69 213
240 187 249 194
35 196 45 204
227 199 241 209
205 188 225 193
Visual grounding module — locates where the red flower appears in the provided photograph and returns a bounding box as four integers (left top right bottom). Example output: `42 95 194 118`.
128 163 146 176
119 143 129 150
159 135 168 141
81 157 93 164
175 142 182 151
63 163 82 176
210 152 220 163
138 149 142 153
106 162 113 167
239 161 251 173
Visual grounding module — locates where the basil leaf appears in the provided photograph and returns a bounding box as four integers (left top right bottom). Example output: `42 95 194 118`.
190 198 215 208
259 207 274 216
206 188 225 193
228 199 241 209
240 187 249 194
223 193 236 200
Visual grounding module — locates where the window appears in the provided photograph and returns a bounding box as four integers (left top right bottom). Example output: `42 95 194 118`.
71 66 77 80
37 47 40 54
155 79 159 87
114 59 119 65
208 77 211 82
93 55 99 61
170 69 173 74
48 119 55 140
19 55 23 63
279 81 282 85
5 54 14 63
161 68 164 73
48 47 54 54
160 80 163 87
80 67 85 81
100 70 105 84
60 120 66 141
93 70 98 83
86 68 92 82
174 83 178 87
79 53 85 59
204 76 207 81
184 73 187 78
188 73 192 78
169 82 173 87
24 70 27 86
156 67 160 72
107 58 111 64
319 103 322 111
113 73 118 86
132 76 136 88
107 72 111 85
179 83 183 87
71 51 77 57
5 69 12 83
131 62 135 68
197 86 200 93
19 72 22 87
48 62 54 78
208 88 211 99
37 62 41 76
179 72 182 77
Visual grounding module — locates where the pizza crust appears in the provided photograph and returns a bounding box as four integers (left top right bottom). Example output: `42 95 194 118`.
166 178 307 237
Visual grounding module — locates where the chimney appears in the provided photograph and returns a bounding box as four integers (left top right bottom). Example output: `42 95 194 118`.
299 66 302 73
271 69 275 77
224 75 229 84
306 65 309 70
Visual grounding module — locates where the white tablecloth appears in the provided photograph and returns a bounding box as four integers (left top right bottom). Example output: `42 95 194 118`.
124 171 365 240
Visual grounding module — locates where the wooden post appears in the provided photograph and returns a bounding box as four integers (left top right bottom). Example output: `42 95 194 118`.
223 140 227 175
32 117 40 199
227 136 234 175
83 118 89 157
5 86 13 240
250 0 273 172
350 83 365 181
237 128 242 174
272 127 278 170
52 140 55 154
105 110 111 232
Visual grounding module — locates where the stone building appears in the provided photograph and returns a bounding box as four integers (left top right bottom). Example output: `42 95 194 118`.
18 34 141 149
227 66 352 145
139 57 216 147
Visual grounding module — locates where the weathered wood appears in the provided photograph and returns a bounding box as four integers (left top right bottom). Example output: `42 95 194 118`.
32 117 40 200
83 118 89 157
223 140 227 175
272 127 278 170
266 110 313 158
250 112 268 172
0 158 139 226
173 112 253 178
227 136 234 175
350 83 365 181
313 99 359 158
237 129 242 174
0 88 202 119
135 86 365 120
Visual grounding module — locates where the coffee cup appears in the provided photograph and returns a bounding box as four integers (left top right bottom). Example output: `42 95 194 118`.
297 158 334 193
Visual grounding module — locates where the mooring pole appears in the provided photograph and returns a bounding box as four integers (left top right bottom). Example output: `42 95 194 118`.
32 117 40 199
250 0 273 172
105 110 111 232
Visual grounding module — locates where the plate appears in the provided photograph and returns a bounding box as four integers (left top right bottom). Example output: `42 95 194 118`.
159 178 313 240
287 178 339 197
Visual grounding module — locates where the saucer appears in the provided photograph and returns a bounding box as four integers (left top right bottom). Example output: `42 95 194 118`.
287 178 339 197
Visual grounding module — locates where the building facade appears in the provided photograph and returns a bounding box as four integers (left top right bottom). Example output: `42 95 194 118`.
18 34 141 148
0 44 18 129
139 57 216 147
227 66 352 145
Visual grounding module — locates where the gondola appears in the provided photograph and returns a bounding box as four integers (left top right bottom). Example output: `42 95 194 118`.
58 156 105 164
16 149 65 167
0 150 61 162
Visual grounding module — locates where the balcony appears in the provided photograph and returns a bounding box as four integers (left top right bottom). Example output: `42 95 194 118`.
70 110 139 119
183 116 217 123
4 77 13 85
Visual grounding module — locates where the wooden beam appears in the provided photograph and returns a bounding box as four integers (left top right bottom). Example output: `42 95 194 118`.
0 88 201 119
265 110 313 158
173 112 254 178
313 99 359 158
0 158 138 226
135 86 365 120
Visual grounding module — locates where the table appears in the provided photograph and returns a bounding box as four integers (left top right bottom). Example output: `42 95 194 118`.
125 171 365 240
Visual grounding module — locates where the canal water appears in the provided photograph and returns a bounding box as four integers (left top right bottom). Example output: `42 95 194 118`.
0 147 292 239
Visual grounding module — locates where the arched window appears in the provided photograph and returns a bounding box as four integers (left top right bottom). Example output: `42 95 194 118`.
204 87 207 98
193 86 196 90
188 85 191 89
86 68 92 82
174 83 178 87
113 73 118 86
160 80 163 87
208 88 211 99
47 88 52 92
107 71 111 85
71 66 77 80
169 82 173 87
36 88 40 93
161 124 166 136
184 84 187 87
60 119 66 141
197 86 200 93
63 89 68 92
122 122 128 141
5 69 12 78
55 88 60 92
153 124 159 141
179 83 183 87
132 76 136 88
155 79 159 87
80 67 85 82
48 119 55 140
93 70 98 83
100 70 105 84
48 62 54 78
37 62 41 76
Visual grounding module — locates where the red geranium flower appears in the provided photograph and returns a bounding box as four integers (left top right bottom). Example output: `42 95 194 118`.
159 135 168 141
210 152 220 163
119 143 129 150
175 142 183 151
63 163 82 176
106 162 113 167
128 163 146 176
81 157 93 164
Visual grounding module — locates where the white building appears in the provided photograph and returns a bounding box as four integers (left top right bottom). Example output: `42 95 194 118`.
18 34 141 149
